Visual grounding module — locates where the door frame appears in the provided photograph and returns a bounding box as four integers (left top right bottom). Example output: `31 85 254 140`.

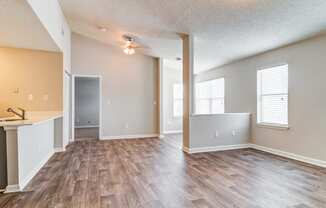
71 74 102 141
64 71 72 146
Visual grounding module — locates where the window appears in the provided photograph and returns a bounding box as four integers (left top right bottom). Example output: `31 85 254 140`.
257 64 288 126
173 83 183 117
195 78 225 114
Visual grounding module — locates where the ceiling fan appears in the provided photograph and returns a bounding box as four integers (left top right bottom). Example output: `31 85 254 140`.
121 35 148 55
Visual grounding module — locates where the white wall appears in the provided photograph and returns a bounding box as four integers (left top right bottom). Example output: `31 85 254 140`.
27 0 71 69
163 66 182 133
196 34 326 162
4 117 60 192
189 113 251 150
27 0 72 146
0 0 59 52
17 120 54 189
75 77 100 127
72 33 159 138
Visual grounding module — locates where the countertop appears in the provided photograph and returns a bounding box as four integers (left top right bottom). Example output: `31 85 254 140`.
0 111 63 127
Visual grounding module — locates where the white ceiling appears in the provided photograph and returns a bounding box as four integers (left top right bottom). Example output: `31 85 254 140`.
0 0 59 52
59 0 326 73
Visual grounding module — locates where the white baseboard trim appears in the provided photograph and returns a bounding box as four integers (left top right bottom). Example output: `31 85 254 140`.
163 130 183 135
5 185 20 193
183 143 326 168
249 144 326 168
54 147 65 153
182 146 191 153
183 144 251 154
101 134 160 140
75 125 99 129
159 134 165 139
19 150 54 190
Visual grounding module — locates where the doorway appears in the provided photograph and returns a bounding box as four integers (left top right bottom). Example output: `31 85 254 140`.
161 59 183 149
72 75 102 141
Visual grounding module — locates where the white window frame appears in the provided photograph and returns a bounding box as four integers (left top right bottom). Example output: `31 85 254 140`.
257 64 289 129
173 83 183 118
195 78 225 115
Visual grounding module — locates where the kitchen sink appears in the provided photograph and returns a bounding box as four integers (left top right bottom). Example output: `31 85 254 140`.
4 119 24 122
0 118 25 122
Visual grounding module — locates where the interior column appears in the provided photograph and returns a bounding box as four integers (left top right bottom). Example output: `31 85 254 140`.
158 58 164 138
182 34 195 151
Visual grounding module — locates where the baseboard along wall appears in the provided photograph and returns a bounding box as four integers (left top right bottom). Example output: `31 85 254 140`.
249 144 326 168
163 130 183 135
183 143 326 168
101 134 160 140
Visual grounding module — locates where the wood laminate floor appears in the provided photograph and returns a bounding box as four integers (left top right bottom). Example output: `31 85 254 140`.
1 138 326 208
162 133 183 149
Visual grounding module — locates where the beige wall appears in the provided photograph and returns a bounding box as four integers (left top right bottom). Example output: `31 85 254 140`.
196 34 326 161
72 33 159 137
0 47 63 117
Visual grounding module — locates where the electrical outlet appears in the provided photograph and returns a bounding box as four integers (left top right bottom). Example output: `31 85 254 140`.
232 130 236 136
107 100 111 105
28 94 33 101
215 130 219 138
43 94 49 101
13 88 19 94
125 123 129 129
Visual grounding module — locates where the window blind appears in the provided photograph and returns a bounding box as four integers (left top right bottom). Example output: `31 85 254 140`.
257 65 288 125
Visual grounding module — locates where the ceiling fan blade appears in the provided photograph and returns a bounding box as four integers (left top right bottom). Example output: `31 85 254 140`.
133 46 150 49
119 34 151 50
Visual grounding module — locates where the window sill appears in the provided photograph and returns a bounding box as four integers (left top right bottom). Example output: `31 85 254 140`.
256 123 290 130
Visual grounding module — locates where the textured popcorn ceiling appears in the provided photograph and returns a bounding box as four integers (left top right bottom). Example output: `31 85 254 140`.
59 0 326 73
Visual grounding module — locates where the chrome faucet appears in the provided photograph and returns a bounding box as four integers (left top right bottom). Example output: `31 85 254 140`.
7 108 26 120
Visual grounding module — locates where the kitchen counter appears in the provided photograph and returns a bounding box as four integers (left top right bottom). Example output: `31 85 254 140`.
0 111 63 127
1 111 65 193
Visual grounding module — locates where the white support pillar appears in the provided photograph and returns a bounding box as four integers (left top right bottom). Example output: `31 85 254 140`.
182 34 195 151
158 58 164 138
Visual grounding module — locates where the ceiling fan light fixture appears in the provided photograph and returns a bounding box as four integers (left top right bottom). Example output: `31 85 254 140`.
125 40 132 47
124 47 135 55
